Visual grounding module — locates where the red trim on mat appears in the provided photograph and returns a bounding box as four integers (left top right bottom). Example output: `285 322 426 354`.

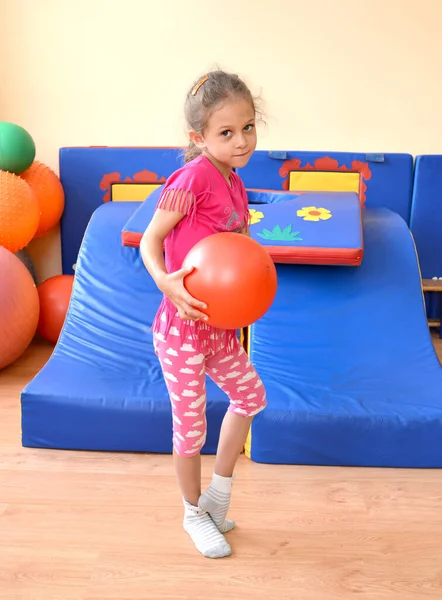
122 231 143 247
122 232 363 265
265 245 363 266
100 171 165 203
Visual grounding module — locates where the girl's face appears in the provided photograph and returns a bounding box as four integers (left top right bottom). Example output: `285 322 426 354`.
190 97 257 176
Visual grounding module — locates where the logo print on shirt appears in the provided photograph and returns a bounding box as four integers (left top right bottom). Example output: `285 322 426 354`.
220 207 241 232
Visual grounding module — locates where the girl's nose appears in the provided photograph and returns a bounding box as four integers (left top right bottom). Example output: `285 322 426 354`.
236 134 247 148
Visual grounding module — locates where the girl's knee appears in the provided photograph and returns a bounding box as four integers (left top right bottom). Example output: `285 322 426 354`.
173 431 207 457
229 382 267 418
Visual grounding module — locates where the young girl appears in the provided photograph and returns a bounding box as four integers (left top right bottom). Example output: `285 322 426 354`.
140 70 267 559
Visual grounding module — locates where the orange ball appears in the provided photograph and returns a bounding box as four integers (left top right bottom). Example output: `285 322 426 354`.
37 274 74 344
183 232 277 329
0 170 40 252
0 246 39 369
20 161 65 238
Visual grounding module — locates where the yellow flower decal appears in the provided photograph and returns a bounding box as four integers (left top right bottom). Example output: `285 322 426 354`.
297 206 332 222
249 209 265 225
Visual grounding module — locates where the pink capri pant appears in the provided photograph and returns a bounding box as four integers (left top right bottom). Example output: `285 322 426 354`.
154 316 267 457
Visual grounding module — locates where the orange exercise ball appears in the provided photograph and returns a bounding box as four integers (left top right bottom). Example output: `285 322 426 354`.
20 161 65 238
37 274 74 344
0 246 39 370
183 232 277 329
0 170 40 252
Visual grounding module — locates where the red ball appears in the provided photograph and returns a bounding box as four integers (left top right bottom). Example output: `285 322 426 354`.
183 232 277 329
37 274 74 344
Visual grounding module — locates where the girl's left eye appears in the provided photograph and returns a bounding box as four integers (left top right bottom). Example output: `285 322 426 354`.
244 124 254 132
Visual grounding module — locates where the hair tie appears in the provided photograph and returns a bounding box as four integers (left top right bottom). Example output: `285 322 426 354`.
191 76 209 96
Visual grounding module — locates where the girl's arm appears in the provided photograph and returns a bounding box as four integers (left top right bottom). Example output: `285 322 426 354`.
140 209 208 321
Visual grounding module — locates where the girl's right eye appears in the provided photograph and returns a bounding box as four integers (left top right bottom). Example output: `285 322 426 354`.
221 130 231 138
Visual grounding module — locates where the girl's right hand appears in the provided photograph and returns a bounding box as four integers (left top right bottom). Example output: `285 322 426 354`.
158 266 208 322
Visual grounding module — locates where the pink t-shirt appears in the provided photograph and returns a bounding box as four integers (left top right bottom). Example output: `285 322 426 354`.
151 155 249 353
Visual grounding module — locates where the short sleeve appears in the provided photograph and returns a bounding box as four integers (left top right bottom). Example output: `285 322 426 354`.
156 162 209 216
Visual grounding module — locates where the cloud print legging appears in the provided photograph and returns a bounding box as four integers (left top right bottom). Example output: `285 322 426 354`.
154 317 267 457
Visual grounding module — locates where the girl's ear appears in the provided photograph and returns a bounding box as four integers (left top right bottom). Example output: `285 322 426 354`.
188 130 206 149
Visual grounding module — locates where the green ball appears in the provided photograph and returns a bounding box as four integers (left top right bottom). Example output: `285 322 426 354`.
0 121 36 174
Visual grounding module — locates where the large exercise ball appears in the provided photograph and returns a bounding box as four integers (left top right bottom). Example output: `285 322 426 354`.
183 232 277 329
37 274 74 343
20 161 65 238
0 170 40 252
0 246 39 369
0 122 35 174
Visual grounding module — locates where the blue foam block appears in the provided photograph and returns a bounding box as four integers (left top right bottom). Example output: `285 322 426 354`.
122 188 363 265
248 208 442 467
21 202 230 453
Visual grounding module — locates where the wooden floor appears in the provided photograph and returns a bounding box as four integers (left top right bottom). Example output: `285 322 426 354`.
1 337 442 600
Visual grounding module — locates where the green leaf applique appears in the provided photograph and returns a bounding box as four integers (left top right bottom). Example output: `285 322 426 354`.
257 224 303 241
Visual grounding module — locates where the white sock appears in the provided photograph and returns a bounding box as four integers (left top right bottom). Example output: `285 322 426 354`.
182 500 231 559
199 473 234 533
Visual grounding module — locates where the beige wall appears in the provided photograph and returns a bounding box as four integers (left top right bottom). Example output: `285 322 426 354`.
2 0 442 280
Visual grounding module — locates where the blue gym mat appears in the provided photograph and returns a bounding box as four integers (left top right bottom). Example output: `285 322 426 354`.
21 202 230 453
247 208 442 467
